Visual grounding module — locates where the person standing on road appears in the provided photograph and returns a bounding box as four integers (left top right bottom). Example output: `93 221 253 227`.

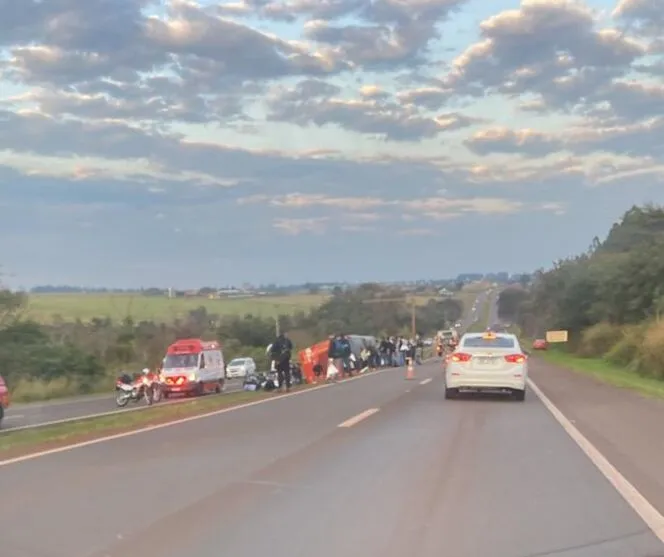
270 331 294 392
339 333 352 377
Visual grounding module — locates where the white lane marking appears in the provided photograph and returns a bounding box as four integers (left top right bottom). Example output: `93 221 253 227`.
3 415 25 420
529 378 664 544
0 364 403 467
419 378 432 385
338 408 379 428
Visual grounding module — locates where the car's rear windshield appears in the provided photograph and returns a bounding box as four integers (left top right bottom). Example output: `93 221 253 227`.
462 336 516 349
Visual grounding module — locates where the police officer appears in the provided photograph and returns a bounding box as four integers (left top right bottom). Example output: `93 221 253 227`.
270 331 294 392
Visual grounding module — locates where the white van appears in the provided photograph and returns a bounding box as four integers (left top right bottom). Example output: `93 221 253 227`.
161 338 225 397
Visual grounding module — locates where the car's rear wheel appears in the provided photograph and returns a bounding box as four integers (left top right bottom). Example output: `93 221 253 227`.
444 387 458 400
513 389 526 401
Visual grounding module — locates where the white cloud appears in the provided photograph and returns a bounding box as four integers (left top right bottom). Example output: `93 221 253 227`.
1 0 664 287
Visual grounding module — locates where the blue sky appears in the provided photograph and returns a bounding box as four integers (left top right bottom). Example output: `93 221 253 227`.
1 0 663 288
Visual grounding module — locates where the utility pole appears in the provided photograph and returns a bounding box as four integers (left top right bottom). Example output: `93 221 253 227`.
273 303 282 337
411 298 416 337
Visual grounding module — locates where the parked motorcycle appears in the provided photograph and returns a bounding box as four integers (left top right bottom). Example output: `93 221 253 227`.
115 373 155 407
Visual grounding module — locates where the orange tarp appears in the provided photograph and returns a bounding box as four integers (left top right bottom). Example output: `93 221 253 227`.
298 340 330 383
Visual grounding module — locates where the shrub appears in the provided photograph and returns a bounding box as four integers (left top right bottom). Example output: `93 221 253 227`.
9 374 114 403
576 322 622 358
635 320 664 380
604 324 646 368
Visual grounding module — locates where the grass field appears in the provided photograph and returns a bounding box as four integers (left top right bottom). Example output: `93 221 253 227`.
25 293 330 323
25 291 474 323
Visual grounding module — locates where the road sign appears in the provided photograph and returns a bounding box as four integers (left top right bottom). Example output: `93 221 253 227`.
546 330 568 343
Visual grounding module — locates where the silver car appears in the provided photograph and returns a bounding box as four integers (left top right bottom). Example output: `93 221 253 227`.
225 357 257 379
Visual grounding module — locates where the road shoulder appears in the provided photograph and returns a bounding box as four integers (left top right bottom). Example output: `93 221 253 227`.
529 357 664 517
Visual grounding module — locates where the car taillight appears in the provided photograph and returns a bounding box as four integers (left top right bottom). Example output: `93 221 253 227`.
504 354 526 364
451 352 472 362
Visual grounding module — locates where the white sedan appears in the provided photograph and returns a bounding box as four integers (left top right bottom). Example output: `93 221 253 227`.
225 357 257 379
444 331 528 401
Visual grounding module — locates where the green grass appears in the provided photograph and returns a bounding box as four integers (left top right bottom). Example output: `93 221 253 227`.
25 293 330 323
535 347 664 400
0 388 299 455
24 292 466 324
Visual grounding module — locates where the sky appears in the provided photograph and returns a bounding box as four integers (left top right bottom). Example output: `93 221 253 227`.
0 0 663 288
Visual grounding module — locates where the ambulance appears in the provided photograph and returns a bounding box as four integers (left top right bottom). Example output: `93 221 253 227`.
160 339 225 398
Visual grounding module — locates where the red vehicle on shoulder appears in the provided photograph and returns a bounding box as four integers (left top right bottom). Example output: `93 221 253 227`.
532 338 548 350
160 339 226 397
0 375 9 427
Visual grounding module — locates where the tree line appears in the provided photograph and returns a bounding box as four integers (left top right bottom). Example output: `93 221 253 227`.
0 283 464 401
498 204 664 380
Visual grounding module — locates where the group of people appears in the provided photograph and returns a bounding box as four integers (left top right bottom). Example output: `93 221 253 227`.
378 336 424 367
268 331 427 388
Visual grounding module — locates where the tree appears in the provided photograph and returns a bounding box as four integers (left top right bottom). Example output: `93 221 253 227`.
511 205 664 336
0 288 26 328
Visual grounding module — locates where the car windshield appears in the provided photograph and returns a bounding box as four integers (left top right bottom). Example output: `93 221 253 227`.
229 358 246 366
462 336 516 349
163 354 198 368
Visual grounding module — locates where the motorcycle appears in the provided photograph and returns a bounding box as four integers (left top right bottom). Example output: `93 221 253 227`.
115 373 155 407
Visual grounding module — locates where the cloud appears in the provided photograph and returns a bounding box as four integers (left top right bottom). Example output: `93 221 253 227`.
266 80 477 140
464 127 564 157
268 0 468 68
273 217 329 235
444 0 646 115
2 0 664 287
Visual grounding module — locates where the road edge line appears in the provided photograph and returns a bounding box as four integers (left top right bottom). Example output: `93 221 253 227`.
0 365 401 467
528 378 664 544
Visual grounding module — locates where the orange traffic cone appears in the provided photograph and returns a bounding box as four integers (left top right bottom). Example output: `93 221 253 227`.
405 357 415 380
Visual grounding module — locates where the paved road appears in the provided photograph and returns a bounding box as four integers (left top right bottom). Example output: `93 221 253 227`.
464 290 488 329
2 379 245 431
487 288 500 326
1 361 662 557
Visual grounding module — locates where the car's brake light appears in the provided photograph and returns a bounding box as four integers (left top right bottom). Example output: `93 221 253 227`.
504 354 526 364
451 352 472 362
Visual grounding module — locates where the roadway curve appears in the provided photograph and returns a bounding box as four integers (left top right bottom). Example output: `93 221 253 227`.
3 291 489 431
1 361 662 557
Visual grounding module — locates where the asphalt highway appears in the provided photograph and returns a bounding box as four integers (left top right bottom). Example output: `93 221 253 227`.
3 291 489 431
1 360 662 557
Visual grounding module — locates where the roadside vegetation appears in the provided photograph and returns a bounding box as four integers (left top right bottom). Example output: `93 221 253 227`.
498 204 664 395
0 283 466 403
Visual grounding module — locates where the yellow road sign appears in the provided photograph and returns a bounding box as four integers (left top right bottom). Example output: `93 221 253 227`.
546 330 568 343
